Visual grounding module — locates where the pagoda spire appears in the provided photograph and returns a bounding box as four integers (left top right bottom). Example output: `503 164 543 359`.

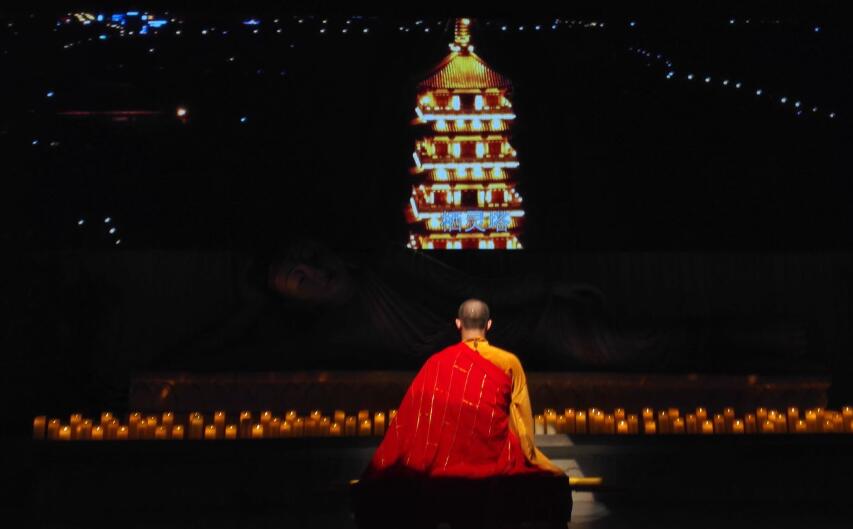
451 18 473 52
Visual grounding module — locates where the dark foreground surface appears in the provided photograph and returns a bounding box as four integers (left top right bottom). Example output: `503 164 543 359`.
9 434 853 528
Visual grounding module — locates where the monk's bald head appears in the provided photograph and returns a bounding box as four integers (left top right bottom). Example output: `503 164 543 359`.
457 299 491 331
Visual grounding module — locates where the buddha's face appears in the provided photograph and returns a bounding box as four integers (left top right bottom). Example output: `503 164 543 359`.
268 246 350 304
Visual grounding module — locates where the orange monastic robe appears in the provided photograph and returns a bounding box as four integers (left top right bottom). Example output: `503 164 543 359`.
363 338 562 479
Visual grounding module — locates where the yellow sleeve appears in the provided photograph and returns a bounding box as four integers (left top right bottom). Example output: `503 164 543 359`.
507 358 564 476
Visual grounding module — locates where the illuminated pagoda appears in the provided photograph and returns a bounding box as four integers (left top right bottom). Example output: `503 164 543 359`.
405 18 524 250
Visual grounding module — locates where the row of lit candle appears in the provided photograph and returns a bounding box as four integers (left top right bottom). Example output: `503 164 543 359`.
33 409 396 441
533 406 853 435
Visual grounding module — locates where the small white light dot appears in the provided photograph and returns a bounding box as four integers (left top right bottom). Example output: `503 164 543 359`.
46 90 54 97
104 217 111 224
77 219 85 226
704 76 711 83
687 73 694 80
755 89 763 96
829 112 836 118
722 79 729 86
115 239 122 245
780 97 787 103
735 82 742 89
109 227 116 234
240 116 247 123
794 101 801 108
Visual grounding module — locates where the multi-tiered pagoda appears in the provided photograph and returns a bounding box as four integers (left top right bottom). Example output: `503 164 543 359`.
405 18 524 250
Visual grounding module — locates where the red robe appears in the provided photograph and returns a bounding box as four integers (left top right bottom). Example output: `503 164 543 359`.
363 342 551 479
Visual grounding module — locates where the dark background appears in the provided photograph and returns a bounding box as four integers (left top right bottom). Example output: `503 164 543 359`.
2 3 852 430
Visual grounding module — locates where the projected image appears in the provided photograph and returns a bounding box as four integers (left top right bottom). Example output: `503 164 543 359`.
405 19 525 250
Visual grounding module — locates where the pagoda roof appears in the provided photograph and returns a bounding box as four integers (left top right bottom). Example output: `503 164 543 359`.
419 51 512 90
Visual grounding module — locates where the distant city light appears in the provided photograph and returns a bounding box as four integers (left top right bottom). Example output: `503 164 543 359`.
176 107 188 118
78 219 85 226
239 116 248 123
104 217 111 224
243 19 260 26
98 34 107 40
46 91 54 98
115 239 122 245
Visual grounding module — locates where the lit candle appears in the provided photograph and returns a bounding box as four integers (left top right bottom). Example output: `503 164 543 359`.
787 407 800 431
686 414 697 434
334 410 346 425
345 416 357 436
701 420 714 434
795 419 807 433
189 412 204 440
47 419 60 440
240 411 253 438
204 425 217 440
545 409 558 435
33 416 46 440
667 407 680 419
389 409 397 423
170 425 183 440
155 426 169 440
847 420 853 434
823 419 834 433
695 407 708 423
732 419 744 434
319 417 331 436
374 412 386 436
293 418 305 437
593 411 605 434
534 414 545 435
100 412 114 426
713 414 725 434
658 411 670 434
310 410 322 422
69 414 83 440
564 409 576 434
745 414 757 434
58 425 71 441
359 419 372 436
575 411 587 434
91 426 104 441
329 422 342 436
128 413 142 439
617 420 629 434
137 422 148 441
614 408 626 422
79 419 93 440
805 410 818 432
225 425 237 439
117 426 129 440
756 407 768 424
671 417 685 434
358 410 370 423
251 424 264 439
260 411 273 432
842 406 853 431
280 421 292 438
268 418 281 438
723 408 735 433
627 414 639 434
775 415 787 433
642 408 654 423
285 410 298 423
761 420 775 434
556 415 567 434
214 411 225 437
644 420 657 434
603 414 615 435
146 416 158 440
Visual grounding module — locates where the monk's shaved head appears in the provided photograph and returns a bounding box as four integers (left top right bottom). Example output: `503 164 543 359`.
457 299 490 330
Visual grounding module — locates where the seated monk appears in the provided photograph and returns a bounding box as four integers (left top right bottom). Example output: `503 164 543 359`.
353 299 571 529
